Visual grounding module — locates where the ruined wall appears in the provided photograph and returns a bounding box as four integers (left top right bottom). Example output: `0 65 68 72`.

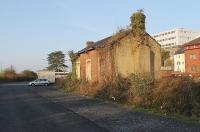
76 58 80 79
77 34 161 82
114 35 161 79
97 46 114 82
114 36 149 77
148 37 162 79
79 50 99 82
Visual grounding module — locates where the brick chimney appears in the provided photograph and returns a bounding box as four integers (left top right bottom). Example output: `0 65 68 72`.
130 9 147 44
86 41 94 48
130 9 146 36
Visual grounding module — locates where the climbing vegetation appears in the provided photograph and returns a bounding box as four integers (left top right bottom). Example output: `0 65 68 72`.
130 9 146 44
68 50 78 80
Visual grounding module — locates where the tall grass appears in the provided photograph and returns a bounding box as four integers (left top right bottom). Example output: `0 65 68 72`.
95 76 130 103
56 73 81 92
56 74 200 118
151 78 200 117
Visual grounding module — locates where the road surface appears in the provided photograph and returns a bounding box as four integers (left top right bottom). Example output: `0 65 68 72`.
0 82 107 132
0 82 199 132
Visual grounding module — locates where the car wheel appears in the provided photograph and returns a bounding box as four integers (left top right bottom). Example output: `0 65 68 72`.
31 83 35 86
45 83 48 86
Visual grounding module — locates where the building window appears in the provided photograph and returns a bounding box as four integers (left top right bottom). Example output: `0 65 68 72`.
190 54 197 60
191 65 197 72
76 61 81 79
86 59 92 81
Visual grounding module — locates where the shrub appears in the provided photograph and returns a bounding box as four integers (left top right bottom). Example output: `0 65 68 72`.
0 72 4 81
95 76 130 103
56 72 200 118
129 74 154 96
124 74 154 106
191 83 200 118
151 78 200 117
56 73 80 92
3 69 17 81
78 81 99 96
17 70 37 81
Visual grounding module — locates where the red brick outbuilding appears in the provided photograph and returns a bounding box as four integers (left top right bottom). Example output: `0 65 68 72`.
183 37 200 77
75 11 162 83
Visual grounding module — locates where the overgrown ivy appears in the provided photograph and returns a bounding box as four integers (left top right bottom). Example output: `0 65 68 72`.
68 50 78 80
130 9 146 44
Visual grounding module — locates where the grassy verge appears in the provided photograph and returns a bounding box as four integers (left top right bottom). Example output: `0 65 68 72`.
132 106 200 123
92 96 200 123
56 74 200 123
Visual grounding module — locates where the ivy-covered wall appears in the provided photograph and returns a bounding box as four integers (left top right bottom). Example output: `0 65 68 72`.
76 10 161 82
78 50 99 82
114 34 161 79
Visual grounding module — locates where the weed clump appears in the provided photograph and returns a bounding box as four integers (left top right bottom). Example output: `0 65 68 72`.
151 78 200 117
95 76 130 103
56 73 200 119
56 73 80 92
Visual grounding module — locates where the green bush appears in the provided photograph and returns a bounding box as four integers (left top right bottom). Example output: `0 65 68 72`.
129 74 154 96
127 74 154 106
56 73 80 92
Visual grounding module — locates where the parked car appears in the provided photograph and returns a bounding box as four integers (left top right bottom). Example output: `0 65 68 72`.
29 79 50 86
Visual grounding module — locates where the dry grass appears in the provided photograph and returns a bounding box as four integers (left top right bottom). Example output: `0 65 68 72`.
150 78 200 117
78 81 100 96
56 73 80 92
94 76 130 103
56 74 200 118
95 76 200 118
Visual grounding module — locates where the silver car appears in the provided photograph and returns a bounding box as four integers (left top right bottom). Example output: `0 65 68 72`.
29 79 50 86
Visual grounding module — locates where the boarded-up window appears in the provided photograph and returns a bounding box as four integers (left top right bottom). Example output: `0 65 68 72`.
76 61 80 79
86 59 92 81
190 54 196 60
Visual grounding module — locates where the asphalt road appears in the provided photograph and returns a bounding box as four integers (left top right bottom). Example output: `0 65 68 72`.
0 82 200 132
0 82 107 132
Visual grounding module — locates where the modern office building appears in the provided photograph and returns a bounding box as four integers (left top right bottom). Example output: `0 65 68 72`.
152 28 200 48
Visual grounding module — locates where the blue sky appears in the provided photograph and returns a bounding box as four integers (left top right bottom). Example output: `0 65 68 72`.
0 0 200 72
